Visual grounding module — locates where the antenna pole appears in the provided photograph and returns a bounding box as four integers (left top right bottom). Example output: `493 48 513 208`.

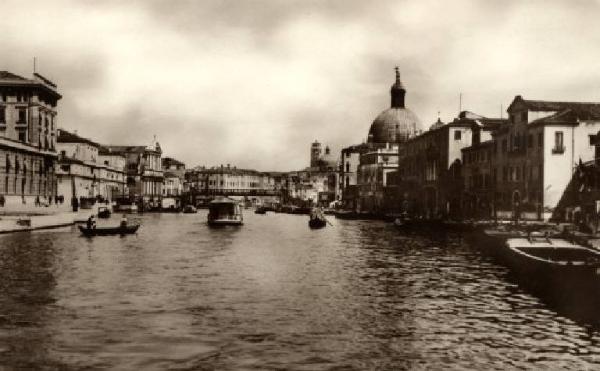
33 57 37 74
500 104 503 119
459 93 462 114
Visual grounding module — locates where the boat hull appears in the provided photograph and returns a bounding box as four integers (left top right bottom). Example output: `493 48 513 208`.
308 218 326 229
79 224 139 237
207 219 243 226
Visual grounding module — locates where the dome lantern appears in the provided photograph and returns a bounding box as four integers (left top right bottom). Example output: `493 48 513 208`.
390 66 406 108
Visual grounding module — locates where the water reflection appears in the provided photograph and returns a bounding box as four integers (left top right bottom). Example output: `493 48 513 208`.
0 213 600 369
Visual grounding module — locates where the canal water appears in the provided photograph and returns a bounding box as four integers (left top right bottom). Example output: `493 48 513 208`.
1 212 600 370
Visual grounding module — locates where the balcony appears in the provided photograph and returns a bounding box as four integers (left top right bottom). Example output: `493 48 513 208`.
552 146 565 154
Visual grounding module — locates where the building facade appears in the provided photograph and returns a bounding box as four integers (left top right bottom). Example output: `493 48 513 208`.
105 142 163 209
356 68 423 214
56 130 126 207
491 96 600 220
0 71 61 207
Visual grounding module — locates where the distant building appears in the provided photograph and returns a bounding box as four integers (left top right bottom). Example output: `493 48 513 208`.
356 67 423 214
339 143 369 210
104 141 163 209
184 165 276 204
56 129 126 206
0 71 61 206
161 157 185 209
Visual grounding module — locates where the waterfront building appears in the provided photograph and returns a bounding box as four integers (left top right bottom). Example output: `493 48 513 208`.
460 115 508 219
339 143 369 210
56 129 126 207
357 144 400 213
0 71 61 206
356 67 423 214
492 96 600 220
394 113 474 218
184 165 276 205
161 157 185 209
104 141 163 209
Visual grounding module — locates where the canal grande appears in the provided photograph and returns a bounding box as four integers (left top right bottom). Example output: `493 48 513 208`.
2 213 600 370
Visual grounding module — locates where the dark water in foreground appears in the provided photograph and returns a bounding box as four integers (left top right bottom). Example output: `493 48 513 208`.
1 212 600 370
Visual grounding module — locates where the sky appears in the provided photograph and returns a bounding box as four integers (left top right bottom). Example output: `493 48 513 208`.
2 0 600 171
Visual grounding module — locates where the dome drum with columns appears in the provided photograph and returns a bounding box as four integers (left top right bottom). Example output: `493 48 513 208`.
367 67 422 144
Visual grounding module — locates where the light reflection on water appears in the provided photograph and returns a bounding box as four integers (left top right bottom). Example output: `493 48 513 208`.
1 212 600 369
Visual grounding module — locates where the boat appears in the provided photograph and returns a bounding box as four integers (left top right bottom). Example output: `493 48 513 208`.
97 206 111 219
503 236 600 296
309 209 328 229
183 205 197 213
254 206 267 214
79 224 140 237
207 197 243 226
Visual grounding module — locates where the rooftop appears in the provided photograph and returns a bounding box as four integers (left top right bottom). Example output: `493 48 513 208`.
57 129 100 147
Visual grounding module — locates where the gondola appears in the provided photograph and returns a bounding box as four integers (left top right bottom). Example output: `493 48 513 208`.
309 209 328 229
79 224 140 237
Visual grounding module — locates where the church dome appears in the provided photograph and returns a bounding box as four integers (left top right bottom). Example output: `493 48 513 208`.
367 67 422 144
369 107 421 144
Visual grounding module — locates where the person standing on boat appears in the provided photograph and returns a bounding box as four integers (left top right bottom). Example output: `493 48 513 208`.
120 214 128 228
86 215 96 230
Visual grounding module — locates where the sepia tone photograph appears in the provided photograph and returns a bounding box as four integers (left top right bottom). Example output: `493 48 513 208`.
2 0 600 369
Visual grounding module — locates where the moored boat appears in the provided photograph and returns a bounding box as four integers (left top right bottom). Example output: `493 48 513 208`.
79 224 139 237
207 197 243 226
97 206 111 219
183 205 197 213
255 206 267 214
503 237 600 296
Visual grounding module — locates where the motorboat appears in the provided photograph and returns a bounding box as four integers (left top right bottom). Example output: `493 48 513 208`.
207 197 243 226
79 224 139 237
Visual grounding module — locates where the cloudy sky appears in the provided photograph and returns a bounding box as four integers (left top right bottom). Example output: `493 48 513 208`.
2 0 600 171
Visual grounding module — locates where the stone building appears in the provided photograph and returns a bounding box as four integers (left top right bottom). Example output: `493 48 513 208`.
56 129 126 207
104 141 163 209
339 143 369 210
0 71 61 207
184 165 276 203
492 96 600 220
356 67 423 214
460 116 507 219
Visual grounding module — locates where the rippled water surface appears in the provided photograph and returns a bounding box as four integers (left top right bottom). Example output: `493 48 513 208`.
2 212 600 370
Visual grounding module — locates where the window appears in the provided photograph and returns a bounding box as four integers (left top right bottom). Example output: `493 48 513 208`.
502 167 507 182
538 132 543 148
454 130 461 140
528 134 533 148
553 131 564 154
0 106 4 124
345 162 350 172
17 108 26 123
521 111 527 123
18 130 26 142
502 139 507 153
